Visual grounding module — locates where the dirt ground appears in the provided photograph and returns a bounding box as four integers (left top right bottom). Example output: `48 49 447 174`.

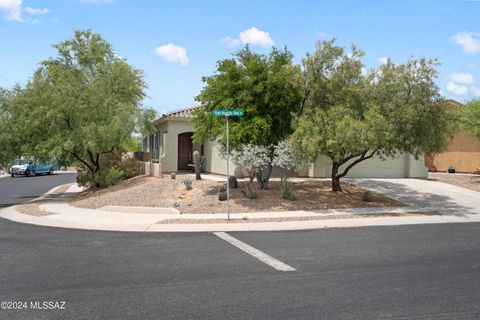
428 172 480 192
71 175 405 214
16 184 72 216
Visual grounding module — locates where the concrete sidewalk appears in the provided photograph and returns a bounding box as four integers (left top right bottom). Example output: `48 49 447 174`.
1 178 479 232
351 178 480 216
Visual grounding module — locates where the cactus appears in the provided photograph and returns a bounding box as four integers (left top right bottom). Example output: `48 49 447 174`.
193 151 201 180
280 176 296 200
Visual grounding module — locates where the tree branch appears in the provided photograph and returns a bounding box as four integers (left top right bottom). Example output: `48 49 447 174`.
64 117 73 130
336 150 378 178
87 149 97 169
65 149 93 172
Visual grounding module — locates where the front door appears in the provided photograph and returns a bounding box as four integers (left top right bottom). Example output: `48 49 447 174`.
177 132 193 170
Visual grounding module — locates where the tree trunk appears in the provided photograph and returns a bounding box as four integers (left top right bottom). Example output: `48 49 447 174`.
256 163 273 190
264 163 273 189
331 162 342 192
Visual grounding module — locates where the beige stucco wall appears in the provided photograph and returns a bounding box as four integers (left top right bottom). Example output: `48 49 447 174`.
204 139 427 178
156 119 195 172
203 139 238 176
307 153 427 178
426 132 480 173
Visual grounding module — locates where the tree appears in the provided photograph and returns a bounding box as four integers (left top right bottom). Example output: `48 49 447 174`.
461 99 480 138
192 46 302 189
0 86 23 167
12 30 148 187
290 40 457 192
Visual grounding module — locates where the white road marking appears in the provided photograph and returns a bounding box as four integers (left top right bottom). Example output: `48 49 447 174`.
213 232 296 272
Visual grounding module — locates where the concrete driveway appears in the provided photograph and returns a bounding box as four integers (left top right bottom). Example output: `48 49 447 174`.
351 178 480 216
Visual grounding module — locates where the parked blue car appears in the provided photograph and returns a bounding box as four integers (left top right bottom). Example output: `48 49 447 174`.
10 159 54 177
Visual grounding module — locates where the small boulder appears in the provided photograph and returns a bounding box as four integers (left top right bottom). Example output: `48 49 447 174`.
362 191 375 202
218 192 228 201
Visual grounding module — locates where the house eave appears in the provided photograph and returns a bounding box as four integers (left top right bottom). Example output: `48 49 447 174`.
154 116 193 127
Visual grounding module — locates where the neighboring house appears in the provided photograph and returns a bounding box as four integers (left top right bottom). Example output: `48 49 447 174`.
143 106 428 178
425 100 480 173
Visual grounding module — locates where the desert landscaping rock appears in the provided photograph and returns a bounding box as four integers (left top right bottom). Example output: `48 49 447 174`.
70 174 406 214
159 211 440 224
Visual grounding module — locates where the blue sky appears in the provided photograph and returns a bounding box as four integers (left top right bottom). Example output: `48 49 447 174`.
0 0 479 115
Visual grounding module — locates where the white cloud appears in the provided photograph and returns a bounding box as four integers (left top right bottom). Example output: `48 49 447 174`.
379 57 389 65
239 27 275 47
221 27 275 48
25 6 49 15
453 32 480 54
448 72 475 85
154 44 189 66
446 81 468 95
0 0 49 22
0 0 22 21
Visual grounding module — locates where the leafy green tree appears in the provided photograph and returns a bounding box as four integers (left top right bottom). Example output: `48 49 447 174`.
12 30 148 187
122 136 142 152
461 99 480 138
0 86 23 167
291 40 457 191
192 46 302 188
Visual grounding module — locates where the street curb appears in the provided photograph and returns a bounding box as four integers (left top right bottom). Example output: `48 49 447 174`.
0 204 473 232
1 179 479 233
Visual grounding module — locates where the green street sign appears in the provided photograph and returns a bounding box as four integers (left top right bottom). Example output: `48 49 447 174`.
211 109 245 117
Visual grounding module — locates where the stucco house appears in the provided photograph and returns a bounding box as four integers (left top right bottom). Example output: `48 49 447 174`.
142 106 428 178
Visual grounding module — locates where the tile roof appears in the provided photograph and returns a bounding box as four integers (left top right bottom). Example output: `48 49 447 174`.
162 106 201 119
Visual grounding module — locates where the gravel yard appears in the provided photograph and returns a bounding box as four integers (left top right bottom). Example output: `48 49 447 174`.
71 174 405 214
428 172 480 192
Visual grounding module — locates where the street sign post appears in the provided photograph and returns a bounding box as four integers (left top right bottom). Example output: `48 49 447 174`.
211 109 245 220
212 109 245 117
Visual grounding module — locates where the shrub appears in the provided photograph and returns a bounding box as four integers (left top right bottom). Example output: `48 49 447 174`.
362 191 374 202
280 176 296 200
218 191 227 201
243 182 257 199
76 166 125 188
182 177 193 190
117 157 140 179
76 149 141 189
228 175 238 189
105 167 125 186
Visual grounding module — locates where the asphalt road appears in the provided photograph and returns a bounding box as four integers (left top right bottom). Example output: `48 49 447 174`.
0 173 76 208
0 218 479 320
